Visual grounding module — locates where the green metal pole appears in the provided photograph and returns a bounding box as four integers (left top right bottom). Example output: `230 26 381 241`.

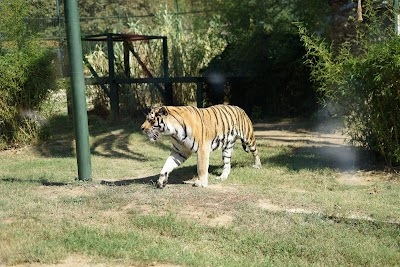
64 0 92 181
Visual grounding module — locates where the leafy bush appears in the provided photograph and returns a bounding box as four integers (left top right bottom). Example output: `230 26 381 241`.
0 0 58 148
298 9 400 167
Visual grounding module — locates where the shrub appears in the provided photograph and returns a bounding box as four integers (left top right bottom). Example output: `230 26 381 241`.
298 8 400 167
0 1 58 148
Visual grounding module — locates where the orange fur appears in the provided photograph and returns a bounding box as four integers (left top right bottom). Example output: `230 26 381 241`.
141 105 261 188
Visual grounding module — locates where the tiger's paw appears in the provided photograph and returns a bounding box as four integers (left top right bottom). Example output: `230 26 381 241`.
253 156 262 169
193 179 208 188
215 174 228 181
156 174 168 189
252 163 262 169
156 180 167 188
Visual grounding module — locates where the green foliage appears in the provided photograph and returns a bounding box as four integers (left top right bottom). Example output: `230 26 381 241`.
298 6 400 167
215 0 329 41
0 0 58 148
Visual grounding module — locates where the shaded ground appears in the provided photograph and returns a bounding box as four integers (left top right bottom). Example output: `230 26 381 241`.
255 119 379 172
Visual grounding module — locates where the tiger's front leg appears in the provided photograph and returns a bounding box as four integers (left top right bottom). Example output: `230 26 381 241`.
193 146 210 187
158 146 191 188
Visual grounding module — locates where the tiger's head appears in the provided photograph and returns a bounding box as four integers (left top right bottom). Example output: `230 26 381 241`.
141 106 170 142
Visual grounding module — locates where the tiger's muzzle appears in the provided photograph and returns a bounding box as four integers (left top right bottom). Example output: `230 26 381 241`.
141 126 161 142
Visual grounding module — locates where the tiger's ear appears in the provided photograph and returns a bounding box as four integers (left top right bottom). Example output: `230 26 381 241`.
157 106 168 116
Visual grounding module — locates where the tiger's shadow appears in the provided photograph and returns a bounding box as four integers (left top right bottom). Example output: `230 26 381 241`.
100 165 224 187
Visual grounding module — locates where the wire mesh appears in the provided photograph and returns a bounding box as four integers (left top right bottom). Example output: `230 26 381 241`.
23 0 218 42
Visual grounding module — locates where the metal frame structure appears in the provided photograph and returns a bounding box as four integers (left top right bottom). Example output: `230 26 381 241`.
83 33 171 119
82 33 205 119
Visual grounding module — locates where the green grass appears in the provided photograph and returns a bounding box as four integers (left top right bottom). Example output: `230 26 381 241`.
0 114 400 266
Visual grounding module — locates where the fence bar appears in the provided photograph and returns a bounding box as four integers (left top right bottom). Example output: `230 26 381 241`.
163 37 173 105
107 33 119 120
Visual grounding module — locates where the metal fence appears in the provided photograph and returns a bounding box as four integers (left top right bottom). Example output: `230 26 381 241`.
25 0 216 45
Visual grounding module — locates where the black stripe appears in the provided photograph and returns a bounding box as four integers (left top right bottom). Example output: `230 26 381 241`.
205 108 213 121
225 105 237 119
190 138 196 151
178 152 187 159
226 143 235 150
192 107 204 135
173 144 180 152
184 106 204 139
240 110 247 139
219 106 233 133
217 107 227 135
182 122 188 141
173 148 187 160
209 106 220 133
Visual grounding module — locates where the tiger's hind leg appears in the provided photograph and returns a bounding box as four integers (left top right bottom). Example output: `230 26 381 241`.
241 139 262 169
252 149 262 169
216 146 234 180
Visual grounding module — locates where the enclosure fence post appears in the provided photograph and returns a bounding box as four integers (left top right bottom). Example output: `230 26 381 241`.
107 34 119 120
163 37 173 105
64 0 92 181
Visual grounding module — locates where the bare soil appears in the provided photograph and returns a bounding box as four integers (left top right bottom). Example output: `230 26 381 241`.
12 255 182 267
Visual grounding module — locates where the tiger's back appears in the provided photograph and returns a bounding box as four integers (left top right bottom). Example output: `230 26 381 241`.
141 105 261 188
165 105 257 153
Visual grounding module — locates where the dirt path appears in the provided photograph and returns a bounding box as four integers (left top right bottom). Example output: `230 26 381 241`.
254 119 347 147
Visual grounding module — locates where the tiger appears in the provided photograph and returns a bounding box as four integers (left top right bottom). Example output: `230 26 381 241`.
140 105 262 188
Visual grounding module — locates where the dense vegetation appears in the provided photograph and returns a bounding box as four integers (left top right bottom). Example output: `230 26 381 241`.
299 2 400 167
0 0 58 149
